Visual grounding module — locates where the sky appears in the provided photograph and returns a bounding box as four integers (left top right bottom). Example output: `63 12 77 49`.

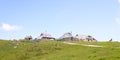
0 0 120 41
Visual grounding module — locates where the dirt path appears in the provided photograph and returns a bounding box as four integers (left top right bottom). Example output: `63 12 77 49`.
63 42 104 48
63 42 79 45
81 44 104 47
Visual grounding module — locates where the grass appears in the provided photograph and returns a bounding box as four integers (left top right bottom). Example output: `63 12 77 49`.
0 40 120 60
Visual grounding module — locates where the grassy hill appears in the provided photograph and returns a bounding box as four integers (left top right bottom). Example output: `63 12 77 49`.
0 40 120 60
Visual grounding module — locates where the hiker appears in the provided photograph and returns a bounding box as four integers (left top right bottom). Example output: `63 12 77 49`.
109 38 112 42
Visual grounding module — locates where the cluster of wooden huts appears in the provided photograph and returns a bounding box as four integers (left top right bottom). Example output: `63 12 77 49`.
24 32 97 42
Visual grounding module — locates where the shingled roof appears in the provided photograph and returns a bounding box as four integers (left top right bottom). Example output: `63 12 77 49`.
59 32 73 40
74 34 97 42
36 33 55 40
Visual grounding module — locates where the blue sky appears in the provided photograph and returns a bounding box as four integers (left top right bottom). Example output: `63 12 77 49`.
0 0 120 41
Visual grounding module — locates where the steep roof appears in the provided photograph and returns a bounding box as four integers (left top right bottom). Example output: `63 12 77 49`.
40 33 52 37
74 34 87 40
36 33 54 39
59 32 73 39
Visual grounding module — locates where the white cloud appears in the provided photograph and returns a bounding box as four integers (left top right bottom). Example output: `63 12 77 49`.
1 23 22 31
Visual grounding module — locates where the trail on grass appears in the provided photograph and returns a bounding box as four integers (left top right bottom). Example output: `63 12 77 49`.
63 42 104 48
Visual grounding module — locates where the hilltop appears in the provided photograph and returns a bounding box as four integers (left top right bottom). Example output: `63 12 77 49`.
0 40 120 60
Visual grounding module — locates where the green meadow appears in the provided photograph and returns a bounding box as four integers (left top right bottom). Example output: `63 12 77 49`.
0 40 120 60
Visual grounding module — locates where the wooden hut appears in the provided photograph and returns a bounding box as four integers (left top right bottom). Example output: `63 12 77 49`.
59 32 73 40
36 33 55 40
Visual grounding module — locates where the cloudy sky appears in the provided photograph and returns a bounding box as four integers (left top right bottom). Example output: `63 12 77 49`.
0 0 120 41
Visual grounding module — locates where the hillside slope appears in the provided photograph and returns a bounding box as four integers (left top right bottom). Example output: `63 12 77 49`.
0 40 120 60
